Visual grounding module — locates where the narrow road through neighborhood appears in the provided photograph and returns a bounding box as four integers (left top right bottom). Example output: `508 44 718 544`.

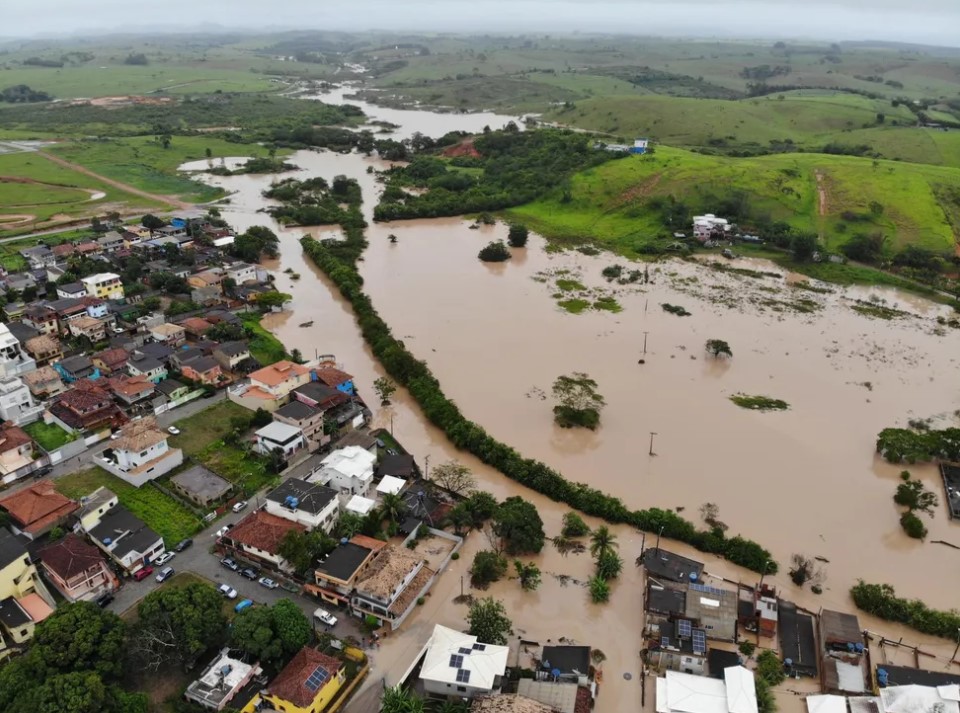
37 150 193 210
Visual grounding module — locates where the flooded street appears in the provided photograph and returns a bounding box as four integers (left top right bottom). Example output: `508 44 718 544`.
185 91 960 712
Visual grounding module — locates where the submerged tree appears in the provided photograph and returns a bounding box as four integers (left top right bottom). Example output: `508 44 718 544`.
373 376 397 405
478 240 511 262
431 460 477 496
514 560 542 591
705 339 733 359
552 372 606 430
467 597 512 645
507 223 529 248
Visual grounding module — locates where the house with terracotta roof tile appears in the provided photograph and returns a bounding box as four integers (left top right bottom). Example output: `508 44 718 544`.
229 360 312 412
48 379 125 433
221 510 305 572
92 347 130 375
94 416 182 486
24 334 63 366
21 366 65 400
106 375 155 407
0 480 78 540
241 646 345 713
313 366 355 396
350 544 435 631
37 533 116 602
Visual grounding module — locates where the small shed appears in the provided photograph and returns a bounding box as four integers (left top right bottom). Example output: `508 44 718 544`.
171 465 233 507
376 475 406 496
345 495 376 516
820 609 862 653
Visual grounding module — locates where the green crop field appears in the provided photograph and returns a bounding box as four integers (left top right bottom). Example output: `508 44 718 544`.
55 466 202 547
507 146 960 255
47 135 285 203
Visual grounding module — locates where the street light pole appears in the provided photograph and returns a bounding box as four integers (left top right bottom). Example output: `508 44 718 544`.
424 455 430 481
643 331 649 355
648 432 657 456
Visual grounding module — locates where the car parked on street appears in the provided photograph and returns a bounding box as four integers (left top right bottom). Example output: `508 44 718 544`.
133 566 154 581
154 551 175 566
215 525 232 538
240 567 259 581
235 599 254 613
313 608 338 627
221 557 239 571
232 500 248 513
174 539 193 552
258 577 279 589
95 592 114 608
167 426 181 435
217 584 238 599
155 566 174 583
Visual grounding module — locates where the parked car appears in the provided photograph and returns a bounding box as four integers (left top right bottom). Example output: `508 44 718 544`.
232 500 248 513
258 577 279 590
174 538 193 552
110 431 120 440
240 568 259 581
313 608 338 627
167 426 181 435
133 566 154 582
155 566 174 583
221 557 239 571
235 599 254 613
154 552 175 566
202 390 216 399
215 525 231 538
217 584 238 599
95 592 114 608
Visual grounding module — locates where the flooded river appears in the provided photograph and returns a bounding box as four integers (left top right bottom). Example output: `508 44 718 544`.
184 90 960 712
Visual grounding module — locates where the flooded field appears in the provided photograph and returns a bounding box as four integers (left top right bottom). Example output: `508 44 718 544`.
187 90 960 712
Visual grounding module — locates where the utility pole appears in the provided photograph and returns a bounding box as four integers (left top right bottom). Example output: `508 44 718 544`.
390 412 394 436
648 431 657 456
424 455 430 481
655 525 664 554
461 575 464 598
758 560 771 590
951 629 960 667
643 331 649 355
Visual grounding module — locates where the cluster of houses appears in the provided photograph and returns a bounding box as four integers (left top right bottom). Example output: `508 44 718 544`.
0 214 289 487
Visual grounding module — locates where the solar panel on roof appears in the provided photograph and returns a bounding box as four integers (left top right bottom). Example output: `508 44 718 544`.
305 665 330 692
456 669 471 683
458 647 472 655
692 630 706 655
472 643 486 651
690 583 725 596
677 619 692 637
661 636 670 648
449 654 464 668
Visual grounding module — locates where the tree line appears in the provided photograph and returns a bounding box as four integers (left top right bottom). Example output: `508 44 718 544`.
295 182 777 575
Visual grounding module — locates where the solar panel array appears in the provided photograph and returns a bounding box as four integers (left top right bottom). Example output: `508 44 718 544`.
456 669 472 683
305 666 330 692
692 630 706 655
449 654 464 669
677 619 692 637
472 643 486 651
689 583 725 596
661 636 670 648
458 647 473 655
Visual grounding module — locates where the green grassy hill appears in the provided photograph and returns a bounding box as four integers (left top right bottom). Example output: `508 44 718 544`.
507 146 960 255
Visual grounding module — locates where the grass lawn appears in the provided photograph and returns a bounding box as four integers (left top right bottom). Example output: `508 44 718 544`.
0 228 95 270
508 145 960 256
168 400 252 456
240 312 288 365
195 442 278 496
48 135 286 203
55 466 202 547
23 421 74 451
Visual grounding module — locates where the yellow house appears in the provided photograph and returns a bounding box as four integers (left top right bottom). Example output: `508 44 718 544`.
76 486 120 533
242 646 345 713
80 273 124 300
0 529 54 660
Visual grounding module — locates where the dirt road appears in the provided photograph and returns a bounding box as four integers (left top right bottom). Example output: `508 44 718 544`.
38 151 193 211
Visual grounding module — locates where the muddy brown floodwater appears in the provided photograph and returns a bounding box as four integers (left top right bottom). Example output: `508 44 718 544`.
183 89 960 713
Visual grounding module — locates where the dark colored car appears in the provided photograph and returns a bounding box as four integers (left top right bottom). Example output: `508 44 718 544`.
221 558 239 572
174 538 193 552
240 568 259 581
95 592 114 608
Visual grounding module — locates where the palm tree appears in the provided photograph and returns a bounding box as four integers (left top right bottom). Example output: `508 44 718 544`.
380 493 405 524
381 686 426 713
589 525 618 560
432 700 469 713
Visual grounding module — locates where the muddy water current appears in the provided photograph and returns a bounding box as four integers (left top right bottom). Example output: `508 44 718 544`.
184 90 960 712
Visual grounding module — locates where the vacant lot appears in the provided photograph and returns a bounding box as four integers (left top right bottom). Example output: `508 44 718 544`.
55 466 202 546
240 312 287 366
23 421 74 451
168 400 252 456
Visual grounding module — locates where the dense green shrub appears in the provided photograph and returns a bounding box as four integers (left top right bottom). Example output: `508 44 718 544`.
899 511 927 539
877 427 960 464
851 581 960 638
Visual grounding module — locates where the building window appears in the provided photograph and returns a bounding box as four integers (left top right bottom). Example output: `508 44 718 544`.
457 686 467 693
20 629 28 637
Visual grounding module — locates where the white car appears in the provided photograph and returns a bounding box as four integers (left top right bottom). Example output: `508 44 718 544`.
215 526 231 538
217 583 238 599
258 577 279 589
313 608 337 627
154 552 175 566
232 500 248 513
167 426 181 435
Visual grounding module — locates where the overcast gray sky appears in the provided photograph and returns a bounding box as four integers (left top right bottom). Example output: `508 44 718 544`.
4 1 960 47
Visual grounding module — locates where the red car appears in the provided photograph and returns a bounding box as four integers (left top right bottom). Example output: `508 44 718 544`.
133 566 154 582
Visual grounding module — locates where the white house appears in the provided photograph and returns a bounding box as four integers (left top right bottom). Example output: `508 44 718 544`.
656 666 757 713
224 262 258 285
94 417 183 486
0 376 44 425
311 445 376 497
185 648 263 711
692 214 731 242
254 421 306 458
0 323 37 379
264 478 340 533
420 624 510 700
81 273 124 300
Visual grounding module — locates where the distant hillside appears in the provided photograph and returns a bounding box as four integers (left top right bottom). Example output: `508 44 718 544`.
507 146 960 256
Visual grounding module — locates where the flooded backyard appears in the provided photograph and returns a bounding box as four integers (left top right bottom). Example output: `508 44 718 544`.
185 89 960 712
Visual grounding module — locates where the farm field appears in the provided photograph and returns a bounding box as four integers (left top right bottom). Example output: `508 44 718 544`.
0 149 158 236
507 145 960 255
55 466 202 547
